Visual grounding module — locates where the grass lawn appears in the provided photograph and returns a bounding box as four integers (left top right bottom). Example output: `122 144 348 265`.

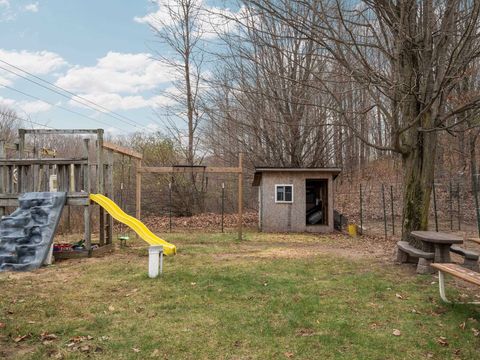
0 231 479 359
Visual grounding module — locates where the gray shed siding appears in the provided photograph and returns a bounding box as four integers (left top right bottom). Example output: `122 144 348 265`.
258 171 334 233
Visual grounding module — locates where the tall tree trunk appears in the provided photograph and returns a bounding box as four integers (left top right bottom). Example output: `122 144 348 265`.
401 116 437 247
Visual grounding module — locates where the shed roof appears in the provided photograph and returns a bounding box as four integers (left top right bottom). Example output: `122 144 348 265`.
252 167 342 186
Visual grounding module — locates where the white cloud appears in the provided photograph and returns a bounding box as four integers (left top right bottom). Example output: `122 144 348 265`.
0 49 67 85
24 2 39 13
68 92 174 112
19 100 50 113
56 51 178 111
0 0 15 22
0 96 51 114
56 52 177 94
0 96 15 108
145 123 160 131
134 0 239 39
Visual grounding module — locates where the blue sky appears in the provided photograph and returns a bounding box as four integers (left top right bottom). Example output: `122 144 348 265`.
0 0 236 134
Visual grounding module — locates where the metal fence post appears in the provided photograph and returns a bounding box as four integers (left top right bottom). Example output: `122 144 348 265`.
382 184 387 239
221 182 225 233
457 182 461 230
473 173 480 237
449 180 453 231
390 185 395 236
432 181 438 232
359 184 363 233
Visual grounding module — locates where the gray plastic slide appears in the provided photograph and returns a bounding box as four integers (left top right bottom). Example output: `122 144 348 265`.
0 192 66 272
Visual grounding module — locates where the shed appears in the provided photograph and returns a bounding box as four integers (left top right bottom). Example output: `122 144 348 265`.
252 167 341 233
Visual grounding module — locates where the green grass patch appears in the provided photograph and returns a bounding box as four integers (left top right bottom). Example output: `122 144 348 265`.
0 232 479 359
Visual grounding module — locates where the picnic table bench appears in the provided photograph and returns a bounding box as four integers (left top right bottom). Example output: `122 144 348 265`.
450 246 479 271
430 263 480 304
396 241 434 274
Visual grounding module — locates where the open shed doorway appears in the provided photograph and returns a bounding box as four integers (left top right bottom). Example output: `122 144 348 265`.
306 179 328 226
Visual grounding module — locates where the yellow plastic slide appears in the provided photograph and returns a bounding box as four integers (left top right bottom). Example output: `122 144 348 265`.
89 194 176 256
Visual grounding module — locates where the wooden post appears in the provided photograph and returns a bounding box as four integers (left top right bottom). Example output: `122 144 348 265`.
169 180 172 232
0 140 5 218
238 153 243 240
106 149 113 244
18 129 26 158
17 130 26 193
99 208 105 246
136 159 142 220
83 139 91 251
96 129 105 246
96 129 104 193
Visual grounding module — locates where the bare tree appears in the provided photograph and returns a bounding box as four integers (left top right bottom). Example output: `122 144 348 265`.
148 0 208 213
246 0 480 243
0 106 20 143
203 3 339 169
149 0 204 165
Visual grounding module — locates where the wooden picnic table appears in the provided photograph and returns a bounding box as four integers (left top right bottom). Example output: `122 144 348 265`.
411 231 463 263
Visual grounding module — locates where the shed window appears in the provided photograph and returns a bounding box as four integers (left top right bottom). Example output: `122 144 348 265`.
275 185 293 203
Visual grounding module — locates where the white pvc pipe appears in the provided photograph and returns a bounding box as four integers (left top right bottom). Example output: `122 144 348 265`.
148 246 164 278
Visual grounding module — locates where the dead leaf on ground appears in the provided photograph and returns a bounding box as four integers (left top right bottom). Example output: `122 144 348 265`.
108 305 115 312
459 322 466 330
392 329 401 336
47 350 64 359
284 351 294 358
132 347 141 353
0 322 5 329
472 328 479 337
40 332 58 341
295 328 316 337
79 345 91 352
13 334 30 343
437 336 448 347
395 293 405 300
151 349 160 357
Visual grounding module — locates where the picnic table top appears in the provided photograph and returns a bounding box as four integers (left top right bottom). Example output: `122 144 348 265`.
431 263 480 286
411 231 463 244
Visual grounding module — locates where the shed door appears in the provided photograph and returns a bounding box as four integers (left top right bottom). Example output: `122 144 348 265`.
305 179 328 225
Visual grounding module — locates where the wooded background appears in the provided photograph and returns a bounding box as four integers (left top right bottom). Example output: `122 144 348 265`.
2 0 480 242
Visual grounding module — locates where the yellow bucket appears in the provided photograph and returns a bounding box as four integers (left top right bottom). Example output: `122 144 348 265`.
347 224 357 237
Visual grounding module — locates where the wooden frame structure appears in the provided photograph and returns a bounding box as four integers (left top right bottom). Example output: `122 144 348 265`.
0 127 241 252
0 128 143 253
136 153 244 240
